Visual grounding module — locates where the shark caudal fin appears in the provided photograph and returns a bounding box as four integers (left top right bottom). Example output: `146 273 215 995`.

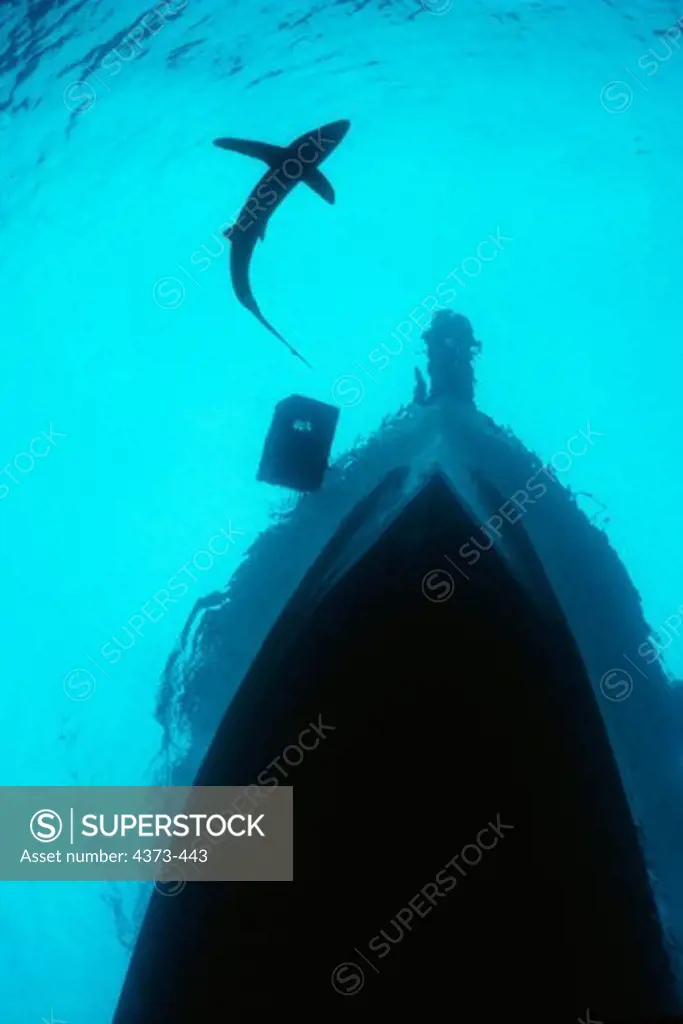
269 326 313 369
259 314 312 369
242 296 312 369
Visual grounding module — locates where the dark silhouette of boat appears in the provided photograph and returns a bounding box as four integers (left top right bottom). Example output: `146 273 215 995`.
114 313 683 1023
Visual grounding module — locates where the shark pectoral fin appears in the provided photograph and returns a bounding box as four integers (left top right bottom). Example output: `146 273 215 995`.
303 168 336 204
213 138 285 166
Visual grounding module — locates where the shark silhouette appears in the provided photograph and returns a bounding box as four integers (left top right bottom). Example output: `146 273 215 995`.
213 119 351 369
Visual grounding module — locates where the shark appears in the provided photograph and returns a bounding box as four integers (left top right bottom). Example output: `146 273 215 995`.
213 119 351 369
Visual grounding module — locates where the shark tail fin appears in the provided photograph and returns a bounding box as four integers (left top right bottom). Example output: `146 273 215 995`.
213 138 285 166
253 308 312 368
275 332 313 369
288 345 313 369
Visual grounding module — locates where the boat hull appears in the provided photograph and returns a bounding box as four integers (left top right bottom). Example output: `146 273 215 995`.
115 471 677 1021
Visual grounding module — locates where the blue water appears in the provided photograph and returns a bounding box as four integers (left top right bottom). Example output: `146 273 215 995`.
2 0 683 1019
